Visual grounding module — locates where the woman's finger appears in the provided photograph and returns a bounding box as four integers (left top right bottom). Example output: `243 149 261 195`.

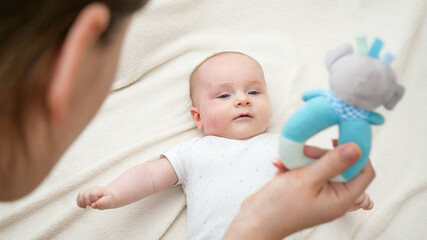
331 139 338 148
345 161 376 200
272 158 288 174
304 143 361 186
303 145 329 159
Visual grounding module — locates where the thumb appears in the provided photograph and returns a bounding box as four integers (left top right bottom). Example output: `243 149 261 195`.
305 143 361 186
92 195 114 210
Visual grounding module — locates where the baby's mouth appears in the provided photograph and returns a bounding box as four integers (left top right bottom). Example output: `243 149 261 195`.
233 113 253 120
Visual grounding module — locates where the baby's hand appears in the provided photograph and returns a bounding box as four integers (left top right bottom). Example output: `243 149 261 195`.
76 186 117 210
347 192 374 212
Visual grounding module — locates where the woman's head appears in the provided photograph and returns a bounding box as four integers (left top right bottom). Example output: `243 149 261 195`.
0 0 149 200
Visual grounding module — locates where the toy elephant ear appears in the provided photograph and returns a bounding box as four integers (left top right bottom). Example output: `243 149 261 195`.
325 43 353 71
384 83 405 110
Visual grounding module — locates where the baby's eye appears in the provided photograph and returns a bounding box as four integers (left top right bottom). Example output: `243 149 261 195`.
218 94 230 99
248 91 260 95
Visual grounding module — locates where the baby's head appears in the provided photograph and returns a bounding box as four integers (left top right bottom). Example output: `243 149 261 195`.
189 51 271 140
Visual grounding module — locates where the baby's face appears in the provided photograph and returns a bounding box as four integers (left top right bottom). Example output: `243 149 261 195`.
191 53 271 139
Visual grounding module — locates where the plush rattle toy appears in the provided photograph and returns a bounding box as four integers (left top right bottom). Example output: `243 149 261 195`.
279 36 405 182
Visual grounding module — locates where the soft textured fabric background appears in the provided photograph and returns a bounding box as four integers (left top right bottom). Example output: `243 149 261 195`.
1 1 426 239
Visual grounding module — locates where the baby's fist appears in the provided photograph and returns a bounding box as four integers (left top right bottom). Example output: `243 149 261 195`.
76 186 116 210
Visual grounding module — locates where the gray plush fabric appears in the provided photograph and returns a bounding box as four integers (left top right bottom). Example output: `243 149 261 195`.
326 45 403 111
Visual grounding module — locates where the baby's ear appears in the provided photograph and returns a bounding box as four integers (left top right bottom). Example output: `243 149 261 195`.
190 107 203 130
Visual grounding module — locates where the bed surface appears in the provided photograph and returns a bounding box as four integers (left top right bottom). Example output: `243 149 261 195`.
1 1 426 239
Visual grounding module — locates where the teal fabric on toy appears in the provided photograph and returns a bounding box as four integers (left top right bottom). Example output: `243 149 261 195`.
279 36 405 182
281 90 379 180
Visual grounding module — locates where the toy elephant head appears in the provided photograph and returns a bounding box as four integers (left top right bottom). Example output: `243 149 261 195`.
325 38 405 111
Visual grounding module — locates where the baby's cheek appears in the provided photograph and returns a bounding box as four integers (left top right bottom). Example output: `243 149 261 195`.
205 113 229 135
209 114 227 130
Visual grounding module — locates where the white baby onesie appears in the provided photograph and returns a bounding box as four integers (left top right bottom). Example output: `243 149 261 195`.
163 133 301 240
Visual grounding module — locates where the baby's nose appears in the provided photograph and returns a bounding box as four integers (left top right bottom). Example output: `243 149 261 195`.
235 95 251 107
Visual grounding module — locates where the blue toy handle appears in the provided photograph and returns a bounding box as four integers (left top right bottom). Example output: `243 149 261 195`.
279 96 372 182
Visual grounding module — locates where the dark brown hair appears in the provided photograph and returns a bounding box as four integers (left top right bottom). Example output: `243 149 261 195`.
0 0 149 155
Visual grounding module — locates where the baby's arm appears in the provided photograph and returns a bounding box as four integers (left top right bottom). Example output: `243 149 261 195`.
76 157 177 210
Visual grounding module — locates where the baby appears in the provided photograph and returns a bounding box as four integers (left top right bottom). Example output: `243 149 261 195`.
77 51 373 239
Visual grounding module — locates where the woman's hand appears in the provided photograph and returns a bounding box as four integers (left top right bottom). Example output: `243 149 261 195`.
273 144 374 212
224 142 375 240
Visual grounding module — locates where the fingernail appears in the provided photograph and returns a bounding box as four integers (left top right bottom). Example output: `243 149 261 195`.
339 144 360 161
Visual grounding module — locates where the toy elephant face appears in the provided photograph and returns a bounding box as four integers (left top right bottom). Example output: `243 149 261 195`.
325 44 404 111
